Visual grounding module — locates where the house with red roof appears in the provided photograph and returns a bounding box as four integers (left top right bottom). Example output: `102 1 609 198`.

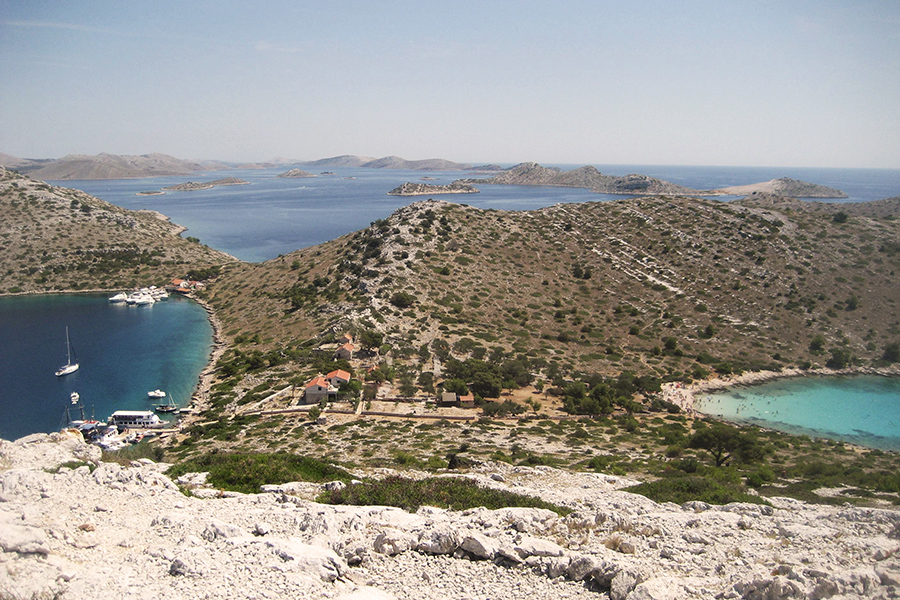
326 369 351 386
334 342 355 361
303 376 334 404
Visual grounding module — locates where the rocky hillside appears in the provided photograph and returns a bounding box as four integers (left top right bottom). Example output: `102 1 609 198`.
0 167 234 294
3 433 899 600
206 195 900 380
717 178 847 198
466 163 703 195
387 182 479 196
7 152 228 180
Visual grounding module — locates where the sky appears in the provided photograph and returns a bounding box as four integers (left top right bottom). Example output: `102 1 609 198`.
1 1 899 168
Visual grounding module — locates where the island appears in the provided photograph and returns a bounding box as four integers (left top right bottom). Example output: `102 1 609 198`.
162 178 249 192
387 182 479 196
714 177 847 198
277 169 316 178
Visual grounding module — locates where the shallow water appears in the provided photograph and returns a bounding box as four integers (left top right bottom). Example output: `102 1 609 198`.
695 375 900 450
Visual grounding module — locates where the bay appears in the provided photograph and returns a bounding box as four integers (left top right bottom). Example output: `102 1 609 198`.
52 165 900 263
0 294 212 441
695 376 900 451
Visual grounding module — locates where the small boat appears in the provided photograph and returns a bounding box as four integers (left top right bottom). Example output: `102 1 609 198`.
108 292 127 303
155 396 178 413
148 389 166 398
55 327 79 377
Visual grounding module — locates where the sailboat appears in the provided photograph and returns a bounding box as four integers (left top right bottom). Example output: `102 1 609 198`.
55 326 79 376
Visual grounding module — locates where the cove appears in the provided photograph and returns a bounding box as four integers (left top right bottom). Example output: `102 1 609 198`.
0 294 213 441
695 375 900 451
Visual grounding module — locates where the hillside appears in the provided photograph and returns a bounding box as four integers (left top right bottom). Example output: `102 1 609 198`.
466 163 703 195
11 152 228 180
0 167 235 294
203 195 899 389
299 155 471 171
717 177 847 198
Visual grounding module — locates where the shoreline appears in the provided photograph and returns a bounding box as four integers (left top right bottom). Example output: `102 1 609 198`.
663 364 900 416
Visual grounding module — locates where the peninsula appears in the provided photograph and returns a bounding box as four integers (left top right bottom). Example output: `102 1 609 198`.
715 177 848 198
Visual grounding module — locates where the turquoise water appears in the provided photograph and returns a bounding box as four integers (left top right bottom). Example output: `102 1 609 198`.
695 376 900 451
0 294 212 441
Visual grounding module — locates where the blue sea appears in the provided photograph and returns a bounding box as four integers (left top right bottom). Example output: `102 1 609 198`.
51 164 900 263
0 164 896 444
0 294 212 441
696 376 900 451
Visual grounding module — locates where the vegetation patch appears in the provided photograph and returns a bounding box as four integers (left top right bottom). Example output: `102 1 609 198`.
318 474 571 515
166 451 351 494
625 475 769 506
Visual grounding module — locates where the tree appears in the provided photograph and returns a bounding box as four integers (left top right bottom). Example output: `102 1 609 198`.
825 348 853 369
389 291 416 308
883 342 900 363
359 329 384 350
688 424 765 467
442 378 468 396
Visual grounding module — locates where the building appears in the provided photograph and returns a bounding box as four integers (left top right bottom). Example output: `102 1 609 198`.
303 376 334 404
334 342 355 361
326 369 351 386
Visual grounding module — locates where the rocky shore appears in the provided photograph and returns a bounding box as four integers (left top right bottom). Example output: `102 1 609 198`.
3 433 900 599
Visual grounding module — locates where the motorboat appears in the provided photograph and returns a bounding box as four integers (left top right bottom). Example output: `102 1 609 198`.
108 292 127 303
148 389 166 398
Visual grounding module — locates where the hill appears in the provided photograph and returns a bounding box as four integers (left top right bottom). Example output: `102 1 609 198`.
13 152 229 180
299 155 471 171
716 177 847 198
466 163 703 195
0 167 235 294
205 195 900 384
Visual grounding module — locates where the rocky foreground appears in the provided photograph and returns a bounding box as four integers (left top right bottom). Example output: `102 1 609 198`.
2 434 899 600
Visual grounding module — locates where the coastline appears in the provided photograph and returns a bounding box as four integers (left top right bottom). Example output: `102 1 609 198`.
663 364 900 416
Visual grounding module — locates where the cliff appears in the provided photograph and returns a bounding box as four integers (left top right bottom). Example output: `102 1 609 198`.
387 182 479 196
2 433 898 600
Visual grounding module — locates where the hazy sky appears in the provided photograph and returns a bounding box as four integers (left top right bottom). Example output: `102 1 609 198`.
1 1 898 168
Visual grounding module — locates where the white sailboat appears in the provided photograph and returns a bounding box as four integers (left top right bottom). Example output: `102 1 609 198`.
55 326 79 376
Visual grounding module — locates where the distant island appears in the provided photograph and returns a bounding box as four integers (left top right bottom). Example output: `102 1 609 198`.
299 155 471 171
0 152 229 180
387 182 479 196
462 162 702 195
277 169 316 178
714 177 847 198
163 178 249 191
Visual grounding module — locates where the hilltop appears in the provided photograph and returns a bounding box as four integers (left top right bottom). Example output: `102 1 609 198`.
205 195 899 381
0 166 235 294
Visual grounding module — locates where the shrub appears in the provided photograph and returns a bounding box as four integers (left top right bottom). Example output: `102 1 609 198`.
166 452 350 494
626 476 768 506
318 475 570 515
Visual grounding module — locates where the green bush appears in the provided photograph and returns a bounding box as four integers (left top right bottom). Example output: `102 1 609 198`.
319 475 570 515
626 475 768 506
166 452 350 494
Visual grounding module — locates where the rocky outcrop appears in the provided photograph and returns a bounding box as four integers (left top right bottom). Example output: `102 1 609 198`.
387 182 479 196
467 163 703 196
3 433 900 599
278 169 316 178
716 178 847 198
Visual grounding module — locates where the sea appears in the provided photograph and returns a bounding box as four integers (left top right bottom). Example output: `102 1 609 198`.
1 163 898 444
0 293 212 441
695 376 900 451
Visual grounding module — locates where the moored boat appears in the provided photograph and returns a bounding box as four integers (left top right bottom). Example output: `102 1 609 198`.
108 292 127 303
148 389 166 398
108 410 166 430
55 326 79 377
